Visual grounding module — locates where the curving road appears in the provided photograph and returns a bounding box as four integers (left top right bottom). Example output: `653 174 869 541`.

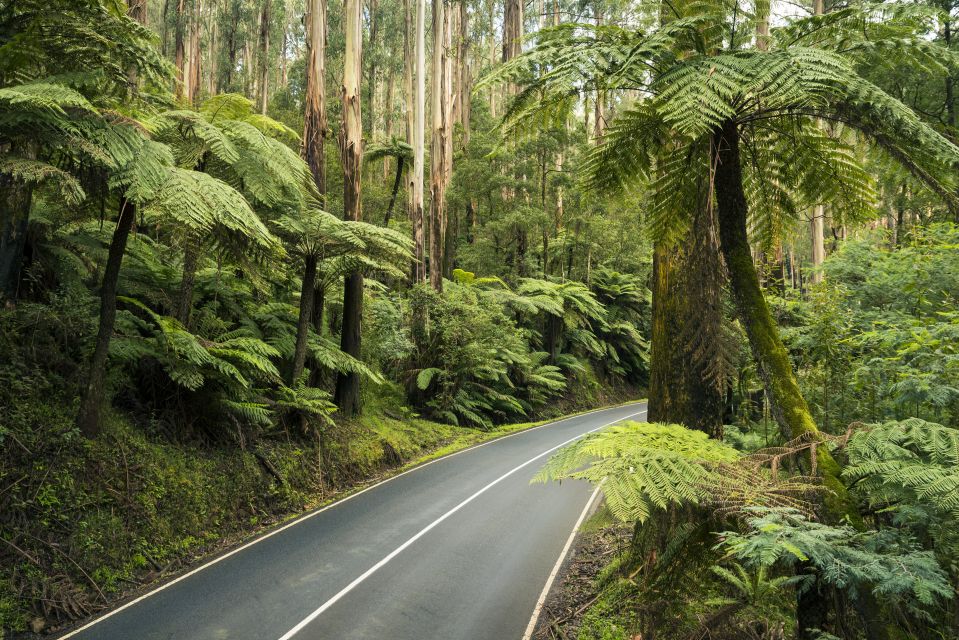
59 403 646 640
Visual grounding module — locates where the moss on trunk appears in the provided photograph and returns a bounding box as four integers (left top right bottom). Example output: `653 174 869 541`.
712 120 856 522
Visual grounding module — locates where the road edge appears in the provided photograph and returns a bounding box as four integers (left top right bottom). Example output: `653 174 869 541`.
54 400 647 639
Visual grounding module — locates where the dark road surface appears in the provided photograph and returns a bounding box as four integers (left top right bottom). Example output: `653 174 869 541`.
60 403 646 640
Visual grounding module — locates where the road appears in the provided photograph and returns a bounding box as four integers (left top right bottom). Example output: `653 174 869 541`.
60 403 646 640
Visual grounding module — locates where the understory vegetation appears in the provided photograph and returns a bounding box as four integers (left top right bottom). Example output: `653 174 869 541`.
2 0 959 638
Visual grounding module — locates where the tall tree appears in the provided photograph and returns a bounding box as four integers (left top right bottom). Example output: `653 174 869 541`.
809 0 826 283
257 0 272 114
174 0 187 100
304 0 328 196
429 0 450 291
334 0 365 415
411 0 427 283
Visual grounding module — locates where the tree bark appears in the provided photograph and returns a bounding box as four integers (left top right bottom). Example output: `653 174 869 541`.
291 255 318 385
175 242 200 326
411 0 427 283
77 199 136 438
304 0 329 197
257 0 272 114
428 0 449 292
174 0 187 100
0 171 33 304
712 119 854 518
334 0 364 416
384 156 404 226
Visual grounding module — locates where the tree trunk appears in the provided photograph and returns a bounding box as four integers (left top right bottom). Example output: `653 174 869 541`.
428 0 449 292
308 281 326 387
257 0 272 114
175 242 200 326
411 0 427 283
174 0 187 100
334 0 364 417
291 255 318 385
712 119 854 518
0 174 32 304
304 0 328 197
384 156 404 226
809 0 826 284
77 199 136 438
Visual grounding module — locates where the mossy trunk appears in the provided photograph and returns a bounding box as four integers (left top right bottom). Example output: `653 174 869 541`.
712 119 854 520
647 236 724 436
290 255 318 385
77 198 135 438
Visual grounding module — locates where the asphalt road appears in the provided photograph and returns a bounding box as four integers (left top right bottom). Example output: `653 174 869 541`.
60 403 646 640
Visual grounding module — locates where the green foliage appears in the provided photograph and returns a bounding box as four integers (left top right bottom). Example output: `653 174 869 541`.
720 508 953 616
536 422 740 522
844 418 959 518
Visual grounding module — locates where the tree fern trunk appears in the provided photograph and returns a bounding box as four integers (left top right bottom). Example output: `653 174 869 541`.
291 255 318 385
307 281 326 388
384 156 404 226
0 181 32 303
712 119 855 519
77 198 135 438
175 242 199 326
335 272 362 415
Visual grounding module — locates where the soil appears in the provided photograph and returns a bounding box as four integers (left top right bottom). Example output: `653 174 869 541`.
532 523 634 640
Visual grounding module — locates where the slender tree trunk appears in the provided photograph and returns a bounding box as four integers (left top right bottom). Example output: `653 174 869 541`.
809 0 826 284
174 0 187 100
176 242 200 326
334 0 364 416
77 199 136 438
458 0 471 143
383 66 395 180
384 157 404 226
291 255 318 385
712 119 854 518
304 0 329 197
258 0 272 114
0 179 32 303
404 0 415 218
428 0 448 292
411 0 427 283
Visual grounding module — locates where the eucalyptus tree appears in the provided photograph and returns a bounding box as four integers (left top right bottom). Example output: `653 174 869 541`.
335 0 365 415
492 0 959 524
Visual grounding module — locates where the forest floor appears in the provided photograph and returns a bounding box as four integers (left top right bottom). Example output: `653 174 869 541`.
531 522 634 640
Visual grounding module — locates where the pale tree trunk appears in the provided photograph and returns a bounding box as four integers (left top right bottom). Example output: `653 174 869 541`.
592 5 605 142
368 0 380 135
552 0 563 254
429 0 449 292
174 0 187 100
188 0 202 104
810 0 826 284
208 1 219 95
412 0 427 283
334 0 364 416
304 0 328 196
258 0 272 114
403 0 416 229
383 66 395 181
488 0 498 117
458 0 471 142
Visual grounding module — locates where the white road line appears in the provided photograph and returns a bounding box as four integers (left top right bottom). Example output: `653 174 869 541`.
276 408 647 640
57 403 644 640
522 479 607 640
